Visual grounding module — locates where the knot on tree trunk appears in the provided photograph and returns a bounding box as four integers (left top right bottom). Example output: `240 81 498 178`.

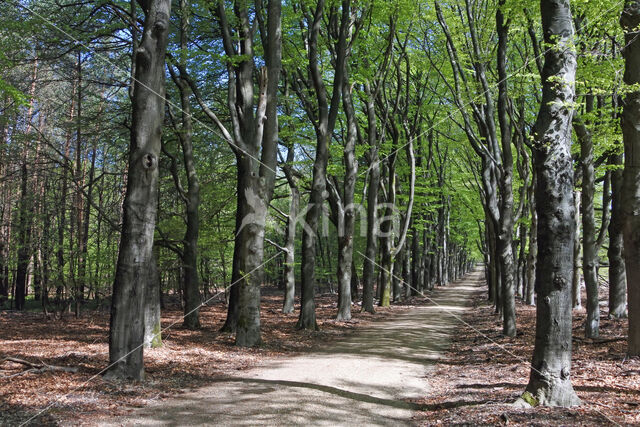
142 153 157 171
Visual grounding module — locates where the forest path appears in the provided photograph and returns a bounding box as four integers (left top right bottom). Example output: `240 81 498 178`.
110 269 484 426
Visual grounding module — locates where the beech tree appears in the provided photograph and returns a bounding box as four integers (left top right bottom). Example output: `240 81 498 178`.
518 0 580 407
105 0 171 380
289 0 350 330
621 0 640 356
164 0 202 331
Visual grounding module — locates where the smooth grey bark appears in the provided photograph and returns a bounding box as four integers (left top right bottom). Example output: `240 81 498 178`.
436 196 449 287
525 173 537 306
361 86 380 314
518 0 580 407
518 219 528 298
379 145 397 307
379 47 417 306
294 0 349 330
106 0 171 380
571 187 582 309
621 0 640 356
402 243 410 298
411 228 420 295
379 133 415 306
144 254 162 348
169 0 201 330
331 38 358 321
359 19 394 313
608 151 627 318
183 0 281 346
392 246 404 301
281 145 299 314
496 1 516 336
434 0 503 314
574 106 599 338
178 0 201 331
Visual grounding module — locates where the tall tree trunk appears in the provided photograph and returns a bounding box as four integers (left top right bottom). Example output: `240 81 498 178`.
57 86 75 306
621 0 640 356
526 175 537 306
361 88 379 313
14 58 39 311
334 42 358 321
172 0 201 330
281 134 299 314
15 163 31 311
282 185 298 314
496 1 516 336
575 100 599 338
189 0 280 347
518 0 580 407
297 0 349 330
74 52 84 315
379 154 397 307
106 0 171 380
571 188 582 308
0 114 7 305
608 152 627 318
79 144 95 308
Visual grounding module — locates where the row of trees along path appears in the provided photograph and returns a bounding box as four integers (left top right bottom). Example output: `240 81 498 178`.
1 0 640 419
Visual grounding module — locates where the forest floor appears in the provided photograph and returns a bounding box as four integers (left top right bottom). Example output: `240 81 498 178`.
100 272 482 426
1 270 639 426
413 279 640 426
0 275 465 426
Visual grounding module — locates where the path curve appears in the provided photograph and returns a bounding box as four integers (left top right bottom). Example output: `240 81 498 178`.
109 270 484 426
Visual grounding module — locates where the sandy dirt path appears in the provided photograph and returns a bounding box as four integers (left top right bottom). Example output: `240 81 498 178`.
107 270 484 426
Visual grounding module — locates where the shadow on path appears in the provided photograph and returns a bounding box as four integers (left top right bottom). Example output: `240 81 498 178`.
106 269 485 426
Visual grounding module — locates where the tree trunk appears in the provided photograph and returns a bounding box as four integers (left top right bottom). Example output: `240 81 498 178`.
105 0 171 380
621 0 640 356
229 163 268 345
411 227 420 295
74 52 84 314
78 143 95 310
362 87 379 314
496 2 516 337
608 152 627 318
519 0 580 407
175 0 201 330
378 156 397 307
282 185 298 314
14 58 39 311
351 261 359 300
297 0 349 329
15 163 31 311
402 243 410 298
144 254 162 348
571 188 582 308
526 178 537 306
575 105 599 338
334 45 358 321
211 0 281 347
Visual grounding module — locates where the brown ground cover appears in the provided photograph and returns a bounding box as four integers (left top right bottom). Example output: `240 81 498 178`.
2 278 639 426
413 284 640 426
0 289 399 426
